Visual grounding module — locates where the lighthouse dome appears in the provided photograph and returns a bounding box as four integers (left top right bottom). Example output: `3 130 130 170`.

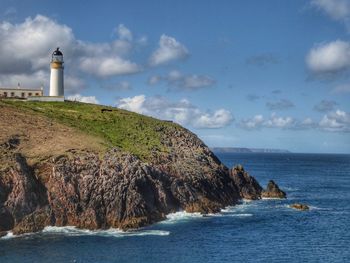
51 47 63 62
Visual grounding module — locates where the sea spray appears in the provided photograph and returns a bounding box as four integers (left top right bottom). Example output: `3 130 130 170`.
1 226 170 240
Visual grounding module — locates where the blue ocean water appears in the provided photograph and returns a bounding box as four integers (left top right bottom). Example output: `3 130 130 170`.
1 153 350 263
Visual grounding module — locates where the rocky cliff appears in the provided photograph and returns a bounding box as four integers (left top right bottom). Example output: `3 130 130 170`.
0 100 280 236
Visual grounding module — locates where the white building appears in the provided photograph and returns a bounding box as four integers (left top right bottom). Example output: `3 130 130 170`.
0 86 43 99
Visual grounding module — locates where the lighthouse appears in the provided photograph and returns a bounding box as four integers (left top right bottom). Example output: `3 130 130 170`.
49 48 64 97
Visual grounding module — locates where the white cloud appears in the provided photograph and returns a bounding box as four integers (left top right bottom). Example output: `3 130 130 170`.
137 36 148 45
182 74 215 90
265 114 295 128
117 95 234 129
149 35 189 66
246 53 279 67
313 100 338 112
311 0 350 21
319 109 350 132
147 70 215 91
147 75 161 85
239 110 350 132
67 94 100 104
167 70 182 81
168 70 215 91
240 113 295 130
64 75 85 93
0 15 74 73
116 24 133 41
0 15 142 90
0 70 48 88
101 80 132 91
239 115 264 130
332 83 350 93
194 109 234 128
266 99 295 110
306 40 350 74
117 95 146 113
115 81 132 91
79 56 141 77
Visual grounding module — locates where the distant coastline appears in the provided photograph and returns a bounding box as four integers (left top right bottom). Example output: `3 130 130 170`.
211 147 291 154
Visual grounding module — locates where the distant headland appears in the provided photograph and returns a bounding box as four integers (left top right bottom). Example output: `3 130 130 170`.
212 147 291 154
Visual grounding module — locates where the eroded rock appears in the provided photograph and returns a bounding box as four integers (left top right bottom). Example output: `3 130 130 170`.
261 180 286 199
229 165 263 200
290 203 309 211
0 130 242 234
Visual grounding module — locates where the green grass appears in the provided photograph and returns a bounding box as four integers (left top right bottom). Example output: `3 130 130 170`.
1 100 180 160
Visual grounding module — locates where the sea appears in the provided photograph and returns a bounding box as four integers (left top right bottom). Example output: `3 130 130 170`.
1 153 350 263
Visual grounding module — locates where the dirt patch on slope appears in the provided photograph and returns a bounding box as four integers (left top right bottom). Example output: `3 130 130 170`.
0 103 105 163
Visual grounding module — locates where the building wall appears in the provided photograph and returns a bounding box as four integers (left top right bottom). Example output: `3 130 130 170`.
0 88 43 99
27 96 64 102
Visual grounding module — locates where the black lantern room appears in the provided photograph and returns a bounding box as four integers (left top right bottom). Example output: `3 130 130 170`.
51 47 64 63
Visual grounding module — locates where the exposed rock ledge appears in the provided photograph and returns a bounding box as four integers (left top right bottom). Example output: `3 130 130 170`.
261 180 287 199
290 203 309 211
0 136 284 236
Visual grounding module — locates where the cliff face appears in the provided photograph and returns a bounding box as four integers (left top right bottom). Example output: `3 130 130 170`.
0 101 264 235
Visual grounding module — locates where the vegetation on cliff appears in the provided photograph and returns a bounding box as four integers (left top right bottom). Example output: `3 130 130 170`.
1 100 178 160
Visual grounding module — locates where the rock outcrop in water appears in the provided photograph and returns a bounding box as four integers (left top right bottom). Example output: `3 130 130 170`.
0 101 277 235
261 180 286 199
290 203 309 211
229 165 263 200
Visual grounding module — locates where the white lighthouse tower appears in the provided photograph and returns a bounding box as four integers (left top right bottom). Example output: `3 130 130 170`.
49 47 64 97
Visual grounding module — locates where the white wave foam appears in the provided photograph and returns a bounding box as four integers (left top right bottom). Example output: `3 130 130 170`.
160 211 203 224
1 226 170 240
228 213 253 217
221 206 235 213
283 187 299 191
221 201 253 213
206 213 223 217
0 231 36 240
0 232 14 240
261 197 284 200
220 202 255 218
42 226 170 237
308 206 333 211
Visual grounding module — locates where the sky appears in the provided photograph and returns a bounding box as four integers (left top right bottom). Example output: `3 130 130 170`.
0 0 349 153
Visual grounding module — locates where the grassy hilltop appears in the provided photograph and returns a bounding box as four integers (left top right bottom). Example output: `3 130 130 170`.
0 100 179 160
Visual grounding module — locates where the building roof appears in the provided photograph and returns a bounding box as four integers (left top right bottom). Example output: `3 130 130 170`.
0 88 43 91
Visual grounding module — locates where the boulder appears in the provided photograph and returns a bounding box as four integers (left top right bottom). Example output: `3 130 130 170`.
290 203 309 211
261 180 286 199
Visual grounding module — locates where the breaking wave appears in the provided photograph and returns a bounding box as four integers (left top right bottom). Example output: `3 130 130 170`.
160 211 203 224
1 226 170 240
228 213 253 217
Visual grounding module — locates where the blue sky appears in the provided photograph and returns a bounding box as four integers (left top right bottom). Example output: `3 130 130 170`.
0 0 350 153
